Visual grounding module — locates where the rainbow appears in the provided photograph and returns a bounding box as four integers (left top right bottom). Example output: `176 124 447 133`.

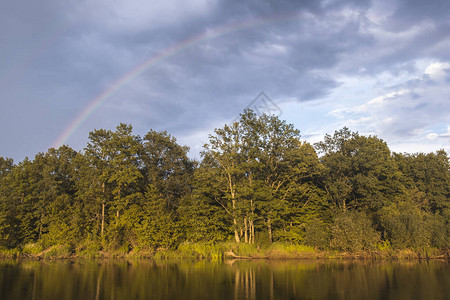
52 11 303 148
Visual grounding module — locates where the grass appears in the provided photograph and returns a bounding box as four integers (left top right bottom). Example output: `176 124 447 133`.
264 243 316 259
22 243 43 256
0 247 21 258
0 241 447 261
41 244 73 259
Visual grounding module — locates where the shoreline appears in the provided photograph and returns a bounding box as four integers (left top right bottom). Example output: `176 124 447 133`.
1 243 448 261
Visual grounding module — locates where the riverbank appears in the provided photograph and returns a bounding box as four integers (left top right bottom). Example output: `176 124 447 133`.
1 242 448 261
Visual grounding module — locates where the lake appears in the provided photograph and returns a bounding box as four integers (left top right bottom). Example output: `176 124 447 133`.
0 259 449 299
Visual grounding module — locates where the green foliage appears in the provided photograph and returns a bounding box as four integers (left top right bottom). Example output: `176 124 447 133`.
0 247 21 258
266 242 315 255
394 150 449 214
42 244 73 259
331 211 380 252
76 238 102 258
178 192 230 243
274 224 304 244
0 119 448 257
200 110 328 245
316 128 403 213
303 219 331 250
22 243 43 255
142 129 194 208
380 189 448 249
138 186 181 249
177 242 226 260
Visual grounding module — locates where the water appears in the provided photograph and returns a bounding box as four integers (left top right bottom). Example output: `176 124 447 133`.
0 259 448 300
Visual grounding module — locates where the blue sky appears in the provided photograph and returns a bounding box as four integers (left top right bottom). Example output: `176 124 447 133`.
1 0 449 161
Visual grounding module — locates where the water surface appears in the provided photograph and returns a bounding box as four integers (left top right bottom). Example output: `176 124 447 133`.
0 259 448 299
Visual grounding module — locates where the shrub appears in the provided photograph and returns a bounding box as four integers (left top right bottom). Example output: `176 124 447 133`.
43 244 73 259
303 219 330 250
331 211 380 252
76 239 102 258
380 198 438 249
23 242 43 255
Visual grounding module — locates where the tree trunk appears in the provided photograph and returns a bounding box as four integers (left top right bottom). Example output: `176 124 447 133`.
101 201 105 237
234 218 240 243
232 194 240 243
267 218 272 243
244 217 248 243
250 199 255 244
116 186 121 224
38 216 43 241
230 176 240 243
101 182 105 237
250 220 255 244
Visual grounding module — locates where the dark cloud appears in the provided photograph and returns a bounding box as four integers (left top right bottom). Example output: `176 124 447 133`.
388 0 450 30
0 0 449 160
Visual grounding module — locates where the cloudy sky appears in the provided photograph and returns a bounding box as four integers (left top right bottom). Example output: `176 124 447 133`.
1 0 449 161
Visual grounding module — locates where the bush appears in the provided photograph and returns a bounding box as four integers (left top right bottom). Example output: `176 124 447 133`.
22 243 43 255
267 242 315 254
274 225 304 244
429 214 449 248
255 231 272 248
76 239 102 258
177 242 226 260
380 198 439 249
331 211 380 252
303 219 330 250
43 244 73 259
0 247 21 258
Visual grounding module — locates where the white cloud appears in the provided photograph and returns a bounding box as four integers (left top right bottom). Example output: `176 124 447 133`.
426 126 450 140
426 132 439 140
424 62 450 81
321 61 450 153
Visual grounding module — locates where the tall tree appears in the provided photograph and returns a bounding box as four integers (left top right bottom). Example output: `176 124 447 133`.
394 150 449 215
84 128 114 238
142 130 194 208
201 110 325 244
315 128 403 213
202 119 245 243
108 124 143 221
0 157 16 247
83 123 143 244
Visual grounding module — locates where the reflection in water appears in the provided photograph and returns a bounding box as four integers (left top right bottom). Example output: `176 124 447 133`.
0 259 448 300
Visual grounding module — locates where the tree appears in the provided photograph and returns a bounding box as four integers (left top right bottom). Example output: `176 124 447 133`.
135 185 181 249
142 130 194 209
394 150 449 215
0 157 16 247
380 188 448 249
83 124 143 246
107 124 143 222
84 128 114 239
201 110 326 244
37 146 78 247
201 118 246 243
315 128 403 213
0 157 13 178
274 142 328 243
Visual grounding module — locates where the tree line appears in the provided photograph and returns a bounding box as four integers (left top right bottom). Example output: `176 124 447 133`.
0 110 448 253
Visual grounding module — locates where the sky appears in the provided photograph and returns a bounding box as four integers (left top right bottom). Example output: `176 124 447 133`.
1 0 449 162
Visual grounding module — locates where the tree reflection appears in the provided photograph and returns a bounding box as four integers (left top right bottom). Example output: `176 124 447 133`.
0 260 448 300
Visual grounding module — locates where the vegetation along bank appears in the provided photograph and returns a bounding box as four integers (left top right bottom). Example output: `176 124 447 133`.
1 110 448 259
